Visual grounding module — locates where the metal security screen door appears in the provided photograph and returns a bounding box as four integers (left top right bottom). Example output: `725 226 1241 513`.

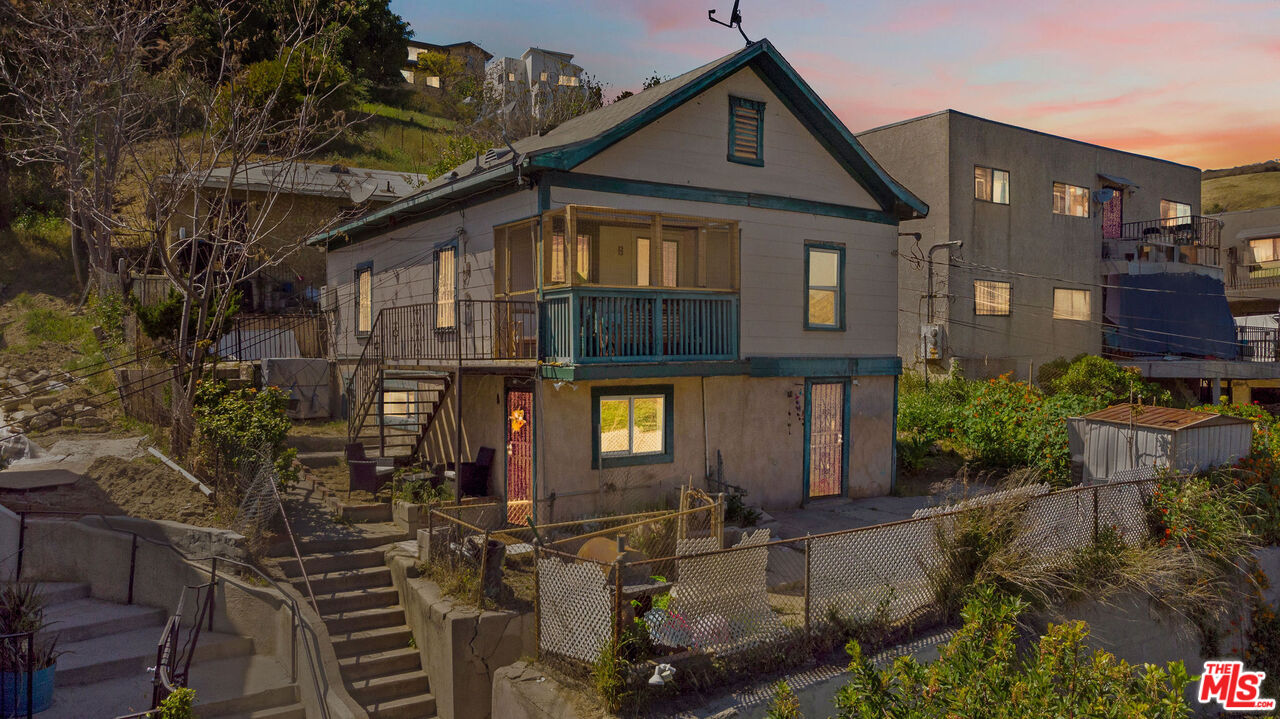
505 389 534 524
807 382 845 498
1102 190 1124 239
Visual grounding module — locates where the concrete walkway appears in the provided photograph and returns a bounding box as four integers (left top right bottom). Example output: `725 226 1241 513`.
764 494 937 540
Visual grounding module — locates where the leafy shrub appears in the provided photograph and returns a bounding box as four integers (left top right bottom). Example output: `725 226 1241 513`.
1047 354 1171 405
133 289 241 345
765 680 802 719
219 46 356 126
193 380 298 489
834 586 1193 719
88 291 127 350
896 370 973 445
158 687 196 719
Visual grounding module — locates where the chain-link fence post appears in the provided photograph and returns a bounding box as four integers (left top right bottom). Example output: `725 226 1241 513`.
1092 485 1100 542
803 534 812 639
612 559 624 652
533 544 541 661
478 529 490 605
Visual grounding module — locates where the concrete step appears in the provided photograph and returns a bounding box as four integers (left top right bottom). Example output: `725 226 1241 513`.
277 549 386 578
331 625 413 659
44 598 165 643
324 606 407 635
348 669 430 707
315 586 400 616
58 626 253 686
24 582 90 605
285 432 349 453
295 566 392 596
216 705 307 719
188 655 298 718
338 646 421 682
365 693 438 719
290 531 410 556
296 450 343 469
334 502 393 524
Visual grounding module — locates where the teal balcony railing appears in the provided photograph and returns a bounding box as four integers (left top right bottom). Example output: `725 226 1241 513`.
540 287 739 364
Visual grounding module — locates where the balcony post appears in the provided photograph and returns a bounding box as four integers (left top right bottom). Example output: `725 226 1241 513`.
652 295 664 360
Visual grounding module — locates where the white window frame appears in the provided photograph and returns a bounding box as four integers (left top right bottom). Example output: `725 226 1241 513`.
1053 182 1090 217
1052 288 1091 321
598 394 666 458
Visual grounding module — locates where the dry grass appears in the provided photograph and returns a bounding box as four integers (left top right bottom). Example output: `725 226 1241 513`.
1203 171 1280 213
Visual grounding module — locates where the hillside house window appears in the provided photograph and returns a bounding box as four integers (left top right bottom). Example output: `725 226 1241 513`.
557 75 579 87
1053 288 1090 321
435 245 456 329
508 72 516 82
805 243 845 330
550 233 566 283
1053 182 1089 217
540 71 548 82
355 263 372 336
974 166 1009 204
1161 200 1192 223
974 280 1011 316
728 96 765 166
593 386 674 468
1250 237 1280 264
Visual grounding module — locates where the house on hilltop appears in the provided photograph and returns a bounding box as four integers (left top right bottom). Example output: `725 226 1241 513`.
486 47 588 123
310 39 925 518
402 40 492 86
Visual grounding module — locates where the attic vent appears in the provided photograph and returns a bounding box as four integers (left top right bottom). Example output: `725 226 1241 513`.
727 96 765 166
484 148 512 164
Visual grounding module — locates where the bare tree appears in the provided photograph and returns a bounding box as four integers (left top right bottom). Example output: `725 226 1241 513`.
0 0 181 288
121 0 359 453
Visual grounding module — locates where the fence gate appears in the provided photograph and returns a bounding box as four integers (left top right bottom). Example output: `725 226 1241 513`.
505 387 534 524
806 380 846 499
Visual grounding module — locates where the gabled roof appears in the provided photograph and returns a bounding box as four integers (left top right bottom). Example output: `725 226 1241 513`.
1078 404 1253 431
407 40 493 61
198 162 429 203
310 39 927 247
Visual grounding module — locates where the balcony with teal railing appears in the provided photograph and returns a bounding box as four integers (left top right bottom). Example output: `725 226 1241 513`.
540 287 739 364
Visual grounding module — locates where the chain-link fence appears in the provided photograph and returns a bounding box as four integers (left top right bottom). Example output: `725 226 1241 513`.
532 478 1161 680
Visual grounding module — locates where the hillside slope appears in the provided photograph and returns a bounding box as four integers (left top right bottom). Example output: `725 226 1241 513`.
1203 171 1280 213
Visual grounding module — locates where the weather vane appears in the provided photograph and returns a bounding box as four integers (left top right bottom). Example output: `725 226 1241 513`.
708 0 752 45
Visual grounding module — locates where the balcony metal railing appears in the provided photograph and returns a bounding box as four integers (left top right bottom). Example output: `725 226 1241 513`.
1238 326 1280 363
1104 215 1222 267
541 287 739 364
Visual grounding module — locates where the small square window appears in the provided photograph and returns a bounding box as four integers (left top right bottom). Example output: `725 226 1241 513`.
1053 288 1090 321
593 386 674 468
806 244 844 330
728 96 765 166
1053 182 1090 217
974 166 1009 204
974 280 1011 316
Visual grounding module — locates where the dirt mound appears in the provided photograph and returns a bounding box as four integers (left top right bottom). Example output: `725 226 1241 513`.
84 455 223 525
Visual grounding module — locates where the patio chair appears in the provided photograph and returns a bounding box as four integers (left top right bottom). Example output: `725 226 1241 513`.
447 446 496 497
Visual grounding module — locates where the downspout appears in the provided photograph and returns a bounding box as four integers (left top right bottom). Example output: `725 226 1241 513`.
891 374 899 495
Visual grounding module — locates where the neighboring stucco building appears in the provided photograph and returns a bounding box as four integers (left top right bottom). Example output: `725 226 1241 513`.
311 40 925 517
401 40 492 86
165 162 428 311
485 47 587 122
858 110 1257 397
1218 204 1280 316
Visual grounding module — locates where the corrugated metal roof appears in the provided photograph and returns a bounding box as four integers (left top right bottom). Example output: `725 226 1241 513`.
199 162 429 203
1079 403 1253 430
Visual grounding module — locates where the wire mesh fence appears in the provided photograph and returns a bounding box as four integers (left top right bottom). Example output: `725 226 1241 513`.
532 478 1162 679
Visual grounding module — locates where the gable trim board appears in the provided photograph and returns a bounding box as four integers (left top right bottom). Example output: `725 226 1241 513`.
538 355 903 381
309 39 925 249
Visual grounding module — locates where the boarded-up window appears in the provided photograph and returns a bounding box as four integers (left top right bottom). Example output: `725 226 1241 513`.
355 264 372 335
1053 182 1089 217
436 246 456 329
806 244 844 329
728 96 765 165
974 280 1011 316
1053 288 1090 321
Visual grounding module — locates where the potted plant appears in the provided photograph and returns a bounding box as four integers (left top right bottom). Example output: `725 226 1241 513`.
0 584 62 715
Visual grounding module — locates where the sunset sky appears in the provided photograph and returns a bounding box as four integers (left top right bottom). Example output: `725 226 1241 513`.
392 0 1280 170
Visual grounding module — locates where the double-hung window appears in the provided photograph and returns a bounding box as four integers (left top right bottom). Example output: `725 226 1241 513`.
974 166 1010 204
435 245 456 330
593 386 674 468
805 243 844 330
354 263 372 336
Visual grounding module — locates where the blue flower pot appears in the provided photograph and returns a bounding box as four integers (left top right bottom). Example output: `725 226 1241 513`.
0 664 55 715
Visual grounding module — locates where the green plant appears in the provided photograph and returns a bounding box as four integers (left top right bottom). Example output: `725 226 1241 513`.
1046 354 1171 405
724 490 760 527
88 291 127 350
0 584 61 671
895 434 933 473
158 687 196 719
590 634 633 713
133 289 241 345
834 586 1194 719
765 679 802 719
193 380 299 490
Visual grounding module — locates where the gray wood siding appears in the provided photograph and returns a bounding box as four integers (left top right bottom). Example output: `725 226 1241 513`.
576 68 881 210
550 186 898 358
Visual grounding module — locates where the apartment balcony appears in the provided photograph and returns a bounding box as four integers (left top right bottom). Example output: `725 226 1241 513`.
1238 326 1280 363
1102 215 1223 272
540 287 739 364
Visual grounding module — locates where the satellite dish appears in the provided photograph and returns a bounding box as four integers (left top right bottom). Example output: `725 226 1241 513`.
349 179 378 204
1093 188 1115 204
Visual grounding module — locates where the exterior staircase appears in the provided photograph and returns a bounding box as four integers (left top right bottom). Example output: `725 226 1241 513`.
348 366 452 461
30 582 303 719
274 481 436 719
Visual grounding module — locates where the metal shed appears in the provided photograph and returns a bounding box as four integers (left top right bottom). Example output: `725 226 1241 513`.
1067 404 1254 483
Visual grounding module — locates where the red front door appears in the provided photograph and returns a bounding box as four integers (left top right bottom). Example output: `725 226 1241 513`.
505 389 534 524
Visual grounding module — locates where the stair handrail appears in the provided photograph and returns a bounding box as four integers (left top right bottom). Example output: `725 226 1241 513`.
346 309 385 442
13 510 335 718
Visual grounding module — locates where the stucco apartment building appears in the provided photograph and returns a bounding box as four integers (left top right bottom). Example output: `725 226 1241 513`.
401 40 492 87
312 40 924 518
486 48 587 122
858 110 1255 396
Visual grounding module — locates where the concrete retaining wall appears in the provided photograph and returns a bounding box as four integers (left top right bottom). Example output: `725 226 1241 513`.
18 516 364 719
386 546 534 719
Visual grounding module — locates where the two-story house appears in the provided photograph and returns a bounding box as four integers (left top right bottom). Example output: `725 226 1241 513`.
1213 204 1280 403
485 47 587 123
401 40 492 87
311 40 926 519
857 110 1269 401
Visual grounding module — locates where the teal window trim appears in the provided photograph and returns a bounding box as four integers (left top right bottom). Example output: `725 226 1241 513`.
354 261 373 339
804 242 845 331
728 96 765 166
591 385 675 469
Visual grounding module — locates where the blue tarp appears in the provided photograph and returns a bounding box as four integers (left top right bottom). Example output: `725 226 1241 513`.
1104 272 1239 359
